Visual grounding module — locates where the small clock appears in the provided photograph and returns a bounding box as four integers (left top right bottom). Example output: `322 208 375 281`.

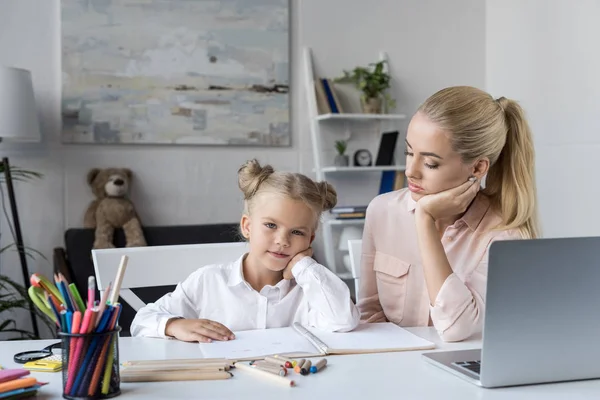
353 149 372 167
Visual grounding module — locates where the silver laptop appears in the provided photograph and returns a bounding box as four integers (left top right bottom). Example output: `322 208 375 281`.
422 236 600 388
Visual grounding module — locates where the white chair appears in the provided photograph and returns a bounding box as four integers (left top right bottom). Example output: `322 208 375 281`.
347 239 362 301
91 242 249 312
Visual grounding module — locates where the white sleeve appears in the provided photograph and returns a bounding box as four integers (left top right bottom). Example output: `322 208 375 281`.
292 256 360 332
130 269 203 338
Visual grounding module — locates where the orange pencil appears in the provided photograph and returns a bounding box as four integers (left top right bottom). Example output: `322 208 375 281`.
0 377 38 393
68 311 82 374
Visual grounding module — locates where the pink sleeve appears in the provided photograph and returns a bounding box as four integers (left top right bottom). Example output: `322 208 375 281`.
429 265 487 342
356 202 387 323
430 231 521 342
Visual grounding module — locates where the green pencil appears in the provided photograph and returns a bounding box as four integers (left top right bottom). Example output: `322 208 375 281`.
69 283 86 312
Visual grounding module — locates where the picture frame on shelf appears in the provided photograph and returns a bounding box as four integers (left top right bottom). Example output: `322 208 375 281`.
375 131 400 166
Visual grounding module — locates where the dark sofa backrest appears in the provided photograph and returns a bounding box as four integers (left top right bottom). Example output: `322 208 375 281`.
63 223 240 335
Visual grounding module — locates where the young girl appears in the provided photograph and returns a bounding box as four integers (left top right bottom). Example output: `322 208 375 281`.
357 86 539 342
131 159 359 342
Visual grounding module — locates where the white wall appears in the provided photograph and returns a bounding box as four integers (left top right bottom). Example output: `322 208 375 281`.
296 0 485 207
0 0 485 337
486 0 600 238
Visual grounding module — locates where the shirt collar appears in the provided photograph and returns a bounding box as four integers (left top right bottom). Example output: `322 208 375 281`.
227 254 292 295
460 192 490 231
404 190 490 231
227 254 247 287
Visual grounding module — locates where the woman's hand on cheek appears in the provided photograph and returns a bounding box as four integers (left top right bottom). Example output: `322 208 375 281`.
283 247 313 280
416 177 480 221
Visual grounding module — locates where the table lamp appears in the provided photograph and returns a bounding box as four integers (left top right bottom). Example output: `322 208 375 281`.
0 66 42 337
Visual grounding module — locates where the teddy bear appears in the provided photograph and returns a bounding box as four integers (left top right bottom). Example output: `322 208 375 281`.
83 167 147 249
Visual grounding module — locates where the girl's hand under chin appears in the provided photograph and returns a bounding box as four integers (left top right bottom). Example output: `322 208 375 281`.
283 247 313 280
416 177 480 221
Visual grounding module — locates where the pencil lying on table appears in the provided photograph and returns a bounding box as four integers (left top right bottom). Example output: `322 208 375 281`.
234 362 295 387
122 363 232 372
122 358 229 366
121 370 232 382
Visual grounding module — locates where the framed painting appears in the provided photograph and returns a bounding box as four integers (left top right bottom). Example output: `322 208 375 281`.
61 0 290 146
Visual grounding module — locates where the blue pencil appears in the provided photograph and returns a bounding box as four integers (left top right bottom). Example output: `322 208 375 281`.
57 281 74 312
45 293 63 332
65 310 73 333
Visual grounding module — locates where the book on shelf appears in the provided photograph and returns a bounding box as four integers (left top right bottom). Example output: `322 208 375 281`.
379 170 406 194
314 79 331 114
331 205 368 214
196 322 435 360
314 78 344 114
332 212 366 220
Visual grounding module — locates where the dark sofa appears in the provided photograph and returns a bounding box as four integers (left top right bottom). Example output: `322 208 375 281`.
53 223 240 336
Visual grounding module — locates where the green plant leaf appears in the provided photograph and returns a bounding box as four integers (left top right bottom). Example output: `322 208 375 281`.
4 328 39 340
334 140 347 155
0 165 54 339
0 274 56 339
335 60 394 103
0 319 14 331
0 243 49 261
0 301 28 313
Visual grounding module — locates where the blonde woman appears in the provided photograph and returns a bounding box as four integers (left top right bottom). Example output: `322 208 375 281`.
357 86 539 342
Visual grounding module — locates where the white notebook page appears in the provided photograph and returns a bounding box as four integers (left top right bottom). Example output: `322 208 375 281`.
197 327 316 359
308 322 434 351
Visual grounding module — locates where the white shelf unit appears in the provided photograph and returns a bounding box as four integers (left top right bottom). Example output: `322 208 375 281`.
303 46 407 278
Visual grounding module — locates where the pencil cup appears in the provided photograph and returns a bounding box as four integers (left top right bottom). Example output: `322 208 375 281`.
59 327 122 399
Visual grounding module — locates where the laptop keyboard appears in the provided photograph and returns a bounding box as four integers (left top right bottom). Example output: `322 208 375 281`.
452 360 481 376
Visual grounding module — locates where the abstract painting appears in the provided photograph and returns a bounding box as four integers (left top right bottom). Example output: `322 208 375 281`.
61 0 290 146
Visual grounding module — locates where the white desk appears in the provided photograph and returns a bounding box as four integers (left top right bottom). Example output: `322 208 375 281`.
1 327 598 399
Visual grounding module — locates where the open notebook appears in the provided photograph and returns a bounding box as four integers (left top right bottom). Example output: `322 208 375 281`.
197 322 435 360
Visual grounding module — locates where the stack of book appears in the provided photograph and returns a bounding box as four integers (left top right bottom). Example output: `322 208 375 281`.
330 206 367 220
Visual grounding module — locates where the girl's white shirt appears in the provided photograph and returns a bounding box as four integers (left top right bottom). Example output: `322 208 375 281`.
130 254 360 338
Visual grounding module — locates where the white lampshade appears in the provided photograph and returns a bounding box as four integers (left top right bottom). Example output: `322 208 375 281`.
0 66 41 142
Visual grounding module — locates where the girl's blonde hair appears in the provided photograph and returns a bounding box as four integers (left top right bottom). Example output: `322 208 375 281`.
238 159 337 229
419 86 540 239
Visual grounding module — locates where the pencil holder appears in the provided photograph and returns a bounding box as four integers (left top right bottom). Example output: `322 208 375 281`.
59 327 122 400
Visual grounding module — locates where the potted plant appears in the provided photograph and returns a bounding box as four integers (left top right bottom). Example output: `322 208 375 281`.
0 274 54 339
0 165 53 339
334 140 349 167
336 60 396 114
